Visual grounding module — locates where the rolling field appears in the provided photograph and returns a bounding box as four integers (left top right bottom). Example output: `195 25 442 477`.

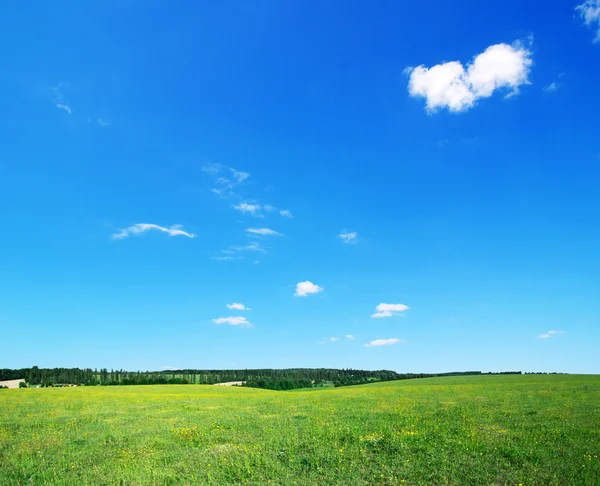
1 375 599 485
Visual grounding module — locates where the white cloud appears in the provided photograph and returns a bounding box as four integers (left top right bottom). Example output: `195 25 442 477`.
112 223 195 240
231 169 250 183
264 205 276 212
201 162 223 175
345 334 355 340
56 103 72 114
234 202 262 215
280 209 293 218
407 41 532 113
246 228 282 236
365 338 406 347
538 330 564 339
213 316 252 328
232 242 268 253
97 118 110 127
294 281 324 297
212 256 234 261
371 303 410 318
227 303 251 311
339 231 358 243
329 337 339 342
577 1 600 42
162 366 181 370
543 82 559 93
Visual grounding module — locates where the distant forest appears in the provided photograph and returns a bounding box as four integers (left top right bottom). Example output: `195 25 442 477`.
0 367 524 390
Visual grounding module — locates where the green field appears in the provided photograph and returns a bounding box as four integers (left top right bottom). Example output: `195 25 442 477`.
1 375 599 485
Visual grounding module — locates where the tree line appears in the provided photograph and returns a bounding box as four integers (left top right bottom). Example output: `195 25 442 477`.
0 367 525 390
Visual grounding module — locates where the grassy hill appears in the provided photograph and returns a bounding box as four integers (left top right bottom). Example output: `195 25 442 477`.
1 374 599 484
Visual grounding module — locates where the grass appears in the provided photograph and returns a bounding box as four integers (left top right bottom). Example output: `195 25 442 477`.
1 375 599 485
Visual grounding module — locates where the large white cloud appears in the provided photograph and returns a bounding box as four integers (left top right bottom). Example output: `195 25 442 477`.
365 338 406 347
212 316 252 328
371 303 409 318
407 41 532 112
577 1 600 42
112 223 195 240
294 281 324 297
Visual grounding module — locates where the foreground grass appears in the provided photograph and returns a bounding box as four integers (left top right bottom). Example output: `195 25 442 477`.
1 375 599 485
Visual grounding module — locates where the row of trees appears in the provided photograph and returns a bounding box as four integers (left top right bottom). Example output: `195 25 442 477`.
0 367 525 389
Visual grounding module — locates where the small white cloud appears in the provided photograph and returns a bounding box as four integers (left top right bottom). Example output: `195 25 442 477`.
345 334 355 340
112 223 195 240
543 82 559 93
264 205 277 212
212 256 234 261
232 242 268 253
577 0 600 42
246 228 282 236
339 231 358 243
97 118 110 127
213 316 252 328
231 168 250 183
56 103 72 114
227 303 251 311
365 338 406 347
407 41 532 113
538 330 564 339
371 303 410 318
294 281 324 297
280 209 293 218
329 337 339 342
202 162 223 175
234 202 262 215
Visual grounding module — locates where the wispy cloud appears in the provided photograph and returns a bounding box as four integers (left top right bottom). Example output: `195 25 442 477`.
112 223 195 240
97 118 111 127
407 41 532 112
295 281 324 297
56 103 72 114
52 84 73 115
212 256 235 261
371 303 409 318
577 1 600 42
227 303 251 311
231 241 268 253
329 337 340 342
339 231 358 243
280 209 293 218
345 334 355 340
538 330 564 339
543 82 559 93
365 338 406 347
201 162 223 176
213 316 253 328
246 228 282 236
213 316 252 327
234 202 262 215
231 169 250 183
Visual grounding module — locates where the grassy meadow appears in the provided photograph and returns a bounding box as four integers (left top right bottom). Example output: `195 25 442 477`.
1 375 599 485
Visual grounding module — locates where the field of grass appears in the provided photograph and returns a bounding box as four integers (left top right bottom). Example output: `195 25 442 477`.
1 375 599 485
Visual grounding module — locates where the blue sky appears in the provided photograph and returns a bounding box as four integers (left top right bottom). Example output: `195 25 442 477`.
1 1 599 373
